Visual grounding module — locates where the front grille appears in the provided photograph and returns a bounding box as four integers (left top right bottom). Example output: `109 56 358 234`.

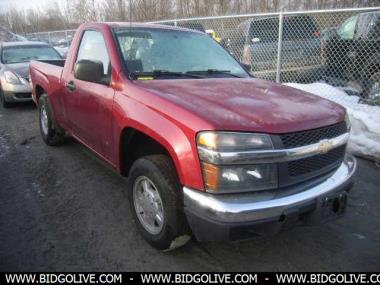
15 93 32 99
288 145 346 177
276 122 348 185
280 122 347 148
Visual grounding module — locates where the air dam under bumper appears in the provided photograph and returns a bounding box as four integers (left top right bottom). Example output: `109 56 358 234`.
183 155 356 242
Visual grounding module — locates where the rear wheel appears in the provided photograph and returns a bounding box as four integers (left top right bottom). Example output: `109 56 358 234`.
38 94 66 146
367 72 380 99
0 88 14 108
128 155 191 250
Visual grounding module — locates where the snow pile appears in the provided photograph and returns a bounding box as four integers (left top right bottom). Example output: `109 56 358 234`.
285 82 380 162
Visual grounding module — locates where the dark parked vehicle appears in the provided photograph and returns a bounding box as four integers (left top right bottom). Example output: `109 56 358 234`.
222 15 323 81
0 41 62 108
323 11 380 99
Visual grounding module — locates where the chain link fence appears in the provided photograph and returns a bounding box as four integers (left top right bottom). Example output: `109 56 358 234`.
150 7 380 101
24 7 380 101
25 29 76 57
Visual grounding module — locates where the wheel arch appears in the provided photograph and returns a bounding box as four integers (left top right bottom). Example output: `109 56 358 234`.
119 127 183 185
35 84 46 104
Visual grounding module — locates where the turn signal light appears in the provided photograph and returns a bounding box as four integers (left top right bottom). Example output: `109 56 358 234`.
201 162 219 192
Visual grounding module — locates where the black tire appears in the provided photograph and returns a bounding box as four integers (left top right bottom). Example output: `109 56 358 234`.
38 94 66 146
0 88 14 108
127 155 191 250
366 72 380 99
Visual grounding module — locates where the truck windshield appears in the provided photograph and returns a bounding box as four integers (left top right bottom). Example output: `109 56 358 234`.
114 27 249 79
1 45 62 64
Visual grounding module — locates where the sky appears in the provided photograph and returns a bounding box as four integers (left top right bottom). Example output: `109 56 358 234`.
0 0 52 11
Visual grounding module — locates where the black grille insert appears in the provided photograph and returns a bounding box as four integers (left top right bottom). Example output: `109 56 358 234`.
280 122 347 149
288 145 346 177
15 93 32 99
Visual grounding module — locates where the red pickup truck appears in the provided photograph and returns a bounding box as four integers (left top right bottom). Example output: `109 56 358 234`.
30 22 356 250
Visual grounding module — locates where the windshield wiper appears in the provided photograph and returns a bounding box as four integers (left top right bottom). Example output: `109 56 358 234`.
186 69 242 78
130 70 203 79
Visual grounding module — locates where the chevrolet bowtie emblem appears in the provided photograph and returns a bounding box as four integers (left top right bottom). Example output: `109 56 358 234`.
318 139 333 154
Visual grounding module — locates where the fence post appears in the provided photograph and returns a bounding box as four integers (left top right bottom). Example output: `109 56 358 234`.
276 11 284 83
174 21 177 27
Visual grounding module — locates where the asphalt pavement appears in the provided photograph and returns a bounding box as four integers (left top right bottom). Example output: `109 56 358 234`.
0 103 379 271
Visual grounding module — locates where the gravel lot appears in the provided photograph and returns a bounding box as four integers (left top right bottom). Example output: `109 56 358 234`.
0 103 379 272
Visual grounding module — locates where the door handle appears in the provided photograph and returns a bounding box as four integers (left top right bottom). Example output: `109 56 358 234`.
66 81 76 92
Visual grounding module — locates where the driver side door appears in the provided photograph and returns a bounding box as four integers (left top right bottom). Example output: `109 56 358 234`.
64 30 115 162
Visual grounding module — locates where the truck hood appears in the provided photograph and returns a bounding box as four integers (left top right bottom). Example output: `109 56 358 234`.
3 62 30 78
136 78 345 133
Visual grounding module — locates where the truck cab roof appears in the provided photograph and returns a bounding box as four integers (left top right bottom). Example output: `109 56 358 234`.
81 22 205 35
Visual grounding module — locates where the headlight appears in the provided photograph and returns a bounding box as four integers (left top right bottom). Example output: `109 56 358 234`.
197 131 273 152
345 112 351 132
4 71 21 85
197 132 277 193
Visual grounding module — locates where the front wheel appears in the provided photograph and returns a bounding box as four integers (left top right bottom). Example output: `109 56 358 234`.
127 155 191 250
38 94 66 146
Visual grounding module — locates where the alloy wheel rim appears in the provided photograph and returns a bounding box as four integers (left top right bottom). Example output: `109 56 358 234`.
40 105 49 135
133 176 165 235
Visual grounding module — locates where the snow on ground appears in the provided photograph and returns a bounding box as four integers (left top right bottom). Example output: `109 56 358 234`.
284 82 380 162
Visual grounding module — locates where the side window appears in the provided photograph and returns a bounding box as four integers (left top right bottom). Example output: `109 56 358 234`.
76 30 111 76
338 15 358 40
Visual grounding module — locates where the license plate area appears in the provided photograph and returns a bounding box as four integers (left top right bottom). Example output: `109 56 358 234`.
318 192 347 222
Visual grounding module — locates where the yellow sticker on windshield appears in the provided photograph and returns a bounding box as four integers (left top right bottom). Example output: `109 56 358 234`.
137 76 154 80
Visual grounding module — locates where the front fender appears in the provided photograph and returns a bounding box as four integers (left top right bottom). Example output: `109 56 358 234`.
113 91 205 191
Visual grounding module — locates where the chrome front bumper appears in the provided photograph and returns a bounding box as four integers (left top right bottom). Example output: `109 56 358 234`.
183 155 356 240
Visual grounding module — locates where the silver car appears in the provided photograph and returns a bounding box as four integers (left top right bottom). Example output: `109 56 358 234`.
0 41 62 108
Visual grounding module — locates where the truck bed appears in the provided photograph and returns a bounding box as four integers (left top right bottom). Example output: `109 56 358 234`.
36 59 66 67
29 60 65 105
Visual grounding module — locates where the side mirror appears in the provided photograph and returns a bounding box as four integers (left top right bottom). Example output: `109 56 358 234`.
74 59 109 85
241 62 251 72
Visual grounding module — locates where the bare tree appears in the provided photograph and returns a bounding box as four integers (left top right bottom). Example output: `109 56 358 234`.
101 0 128 21
0 0 378 34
